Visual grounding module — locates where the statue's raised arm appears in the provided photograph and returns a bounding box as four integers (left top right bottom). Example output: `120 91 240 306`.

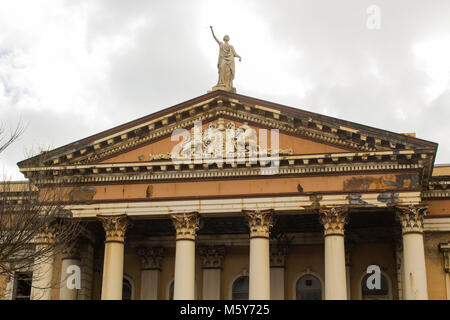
210 26 220 45
210 27 240 93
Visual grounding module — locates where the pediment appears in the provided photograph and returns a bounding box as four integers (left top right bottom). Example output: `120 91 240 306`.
18 90 437 185
98 118 349 164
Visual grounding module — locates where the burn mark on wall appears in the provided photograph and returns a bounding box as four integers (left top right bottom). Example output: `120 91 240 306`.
69 186 96 202
343 174 419 192
377 192 399 205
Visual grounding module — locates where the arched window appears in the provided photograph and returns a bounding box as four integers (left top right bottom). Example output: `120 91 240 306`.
232 276 249 300
361 272 391 300
122 277 133 300
296 275 322 300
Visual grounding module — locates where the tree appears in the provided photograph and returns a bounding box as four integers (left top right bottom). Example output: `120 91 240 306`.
0 123 82 299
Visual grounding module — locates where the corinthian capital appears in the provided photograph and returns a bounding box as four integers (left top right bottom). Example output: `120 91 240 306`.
97 214 129 243
136 247 165 270
199 246 226 269
395 205 427 234
171 212 200 240
36 223 56 245
319 206 349 236
243 209 274 239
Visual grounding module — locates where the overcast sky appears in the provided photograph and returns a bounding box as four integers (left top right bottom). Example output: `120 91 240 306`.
1 0 450 180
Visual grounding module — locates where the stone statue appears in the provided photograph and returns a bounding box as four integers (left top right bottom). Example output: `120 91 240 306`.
210 26 241 93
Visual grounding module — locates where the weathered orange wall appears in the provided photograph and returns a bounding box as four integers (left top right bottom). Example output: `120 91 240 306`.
60 172 419 203
423 199 450 216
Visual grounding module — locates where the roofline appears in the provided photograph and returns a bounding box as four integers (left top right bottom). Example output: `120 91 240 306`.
18 90 438 167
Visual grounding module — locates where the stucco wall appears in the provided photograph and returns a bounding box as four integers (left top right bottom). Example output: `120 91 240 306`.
424 232 450 300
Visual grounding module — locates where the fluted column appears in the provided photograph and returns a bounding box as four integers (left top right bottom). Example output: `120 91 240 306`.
31 225 56 300
137 247 164 300
270 244 288 300
199 246 225 300
59 241 81 300
171 212 200 300
396 205 428 300
98 214 129 300
439 243 450 300
319 206 348 300
243 209 274 300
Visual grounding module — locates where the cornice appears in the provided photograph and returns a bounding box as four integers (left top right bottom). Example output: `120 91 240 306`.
20 154 426 186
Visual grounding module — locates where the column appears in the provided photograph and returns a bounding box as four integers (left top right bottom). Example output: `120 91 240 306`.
171 212 200 300
30 225 56 300
199 246 225 300
243 209 274 300
319 206 348 300
59 241 81 300
439 243 450 300
270 244 288 300
98 214 129 300
396 205 428 300
137 247 165 300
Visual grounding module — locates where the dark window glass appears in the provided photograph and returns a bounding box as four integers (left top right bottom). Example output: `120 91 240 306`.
296 275 322 300
232 276 249 300
122 278 132 300
14 272 32 300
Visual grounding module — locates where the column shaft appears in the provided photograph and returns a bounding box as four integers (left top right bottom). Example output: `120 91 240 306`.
244 209 274 300
98 214 129 300
324 235 347 299
270 268 284 300
319 207 348 300
30 248 54 300
31 227 56 300
141 269 160 300
249 237 270 299
396 205 428 300
202 269 221 299
101 241 125 299
174 239 196 300
171 212 200 300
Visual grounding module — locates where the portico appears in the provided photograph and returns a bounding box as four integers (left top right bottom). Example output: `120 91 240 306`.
16 90 444 300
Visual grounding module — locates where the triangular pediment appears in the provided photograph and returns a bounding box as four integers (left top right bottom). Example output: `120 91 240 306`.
18 90 438 185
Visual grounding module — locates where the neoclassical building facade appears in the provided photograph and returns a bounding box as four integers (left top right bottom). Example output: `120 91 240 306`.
2 90 450 300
